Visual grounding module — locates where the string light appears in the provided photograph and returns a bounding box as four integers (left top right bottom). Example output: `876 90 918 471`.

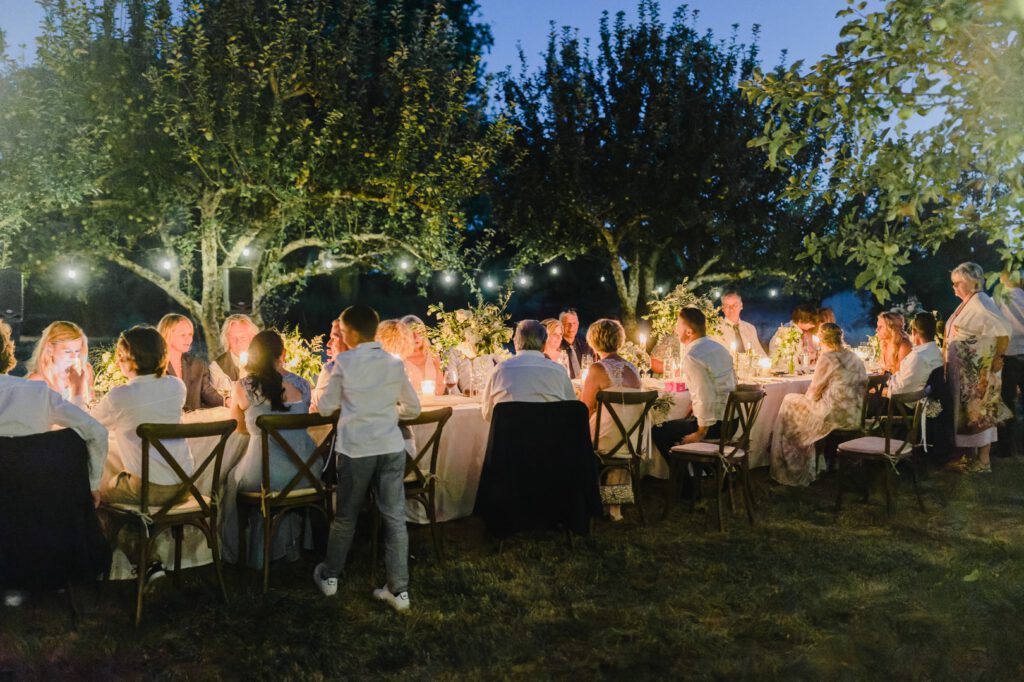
655 285 664 294
600 276 606 282
550 266 559 276
242 247 251 258
65 268 78 280
713 288 722 299
769 288 778 298
161 259 172 272
483 278 496 290
442 273 454 284
399 260 410 271
324 258 334 269
517 276 528 286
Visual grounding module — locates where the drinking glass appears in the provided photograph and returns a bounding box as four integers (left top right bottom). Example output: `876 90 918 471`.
444 363 459 395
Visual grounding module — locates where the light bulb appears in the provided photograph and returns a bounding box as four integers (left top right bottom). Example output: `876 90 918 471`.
550 266 559 276
66 268 78 280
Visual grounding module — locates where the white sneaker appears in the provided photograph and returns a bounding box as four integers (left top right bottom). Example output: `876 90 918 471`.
313 563 338 597
373 585 411 612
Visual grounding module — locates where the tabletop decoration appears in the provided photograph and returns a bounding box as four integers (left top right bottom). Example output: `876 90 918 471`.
618 341 652 375
90 343 129 399
644 283 721 339
428 293 513 395
771 324 803 374
279 327 324 386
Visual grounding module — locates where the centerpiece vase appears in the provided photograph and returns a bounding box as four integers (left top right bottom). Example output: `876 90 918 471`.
788 354 795 375
469 354 497 396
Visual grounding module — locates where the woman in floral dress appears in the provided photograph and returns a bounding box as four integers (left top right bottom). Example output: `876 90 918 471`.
770 324 867 486
945 262 1012 473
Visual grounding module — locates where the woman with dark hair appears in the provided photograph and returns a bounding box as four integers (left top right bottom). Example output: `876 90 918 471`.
769 303 822 367
224 330 315 565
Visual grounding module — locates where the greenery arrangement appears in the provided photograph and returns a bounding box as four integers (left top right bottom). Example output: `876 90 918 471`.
279 327 324 386
426 292 513 360
770 324 804 368
90 343 129 399
616 341 652 376
644 284 721 340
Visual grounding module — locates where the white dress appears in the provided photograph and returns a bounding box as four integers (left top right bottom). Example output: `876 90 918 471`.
590 357 644 454
770 348 867 486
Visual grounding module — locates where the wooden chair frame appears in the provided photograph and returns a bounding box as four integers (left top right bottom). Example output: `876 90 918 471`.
100 419 236 626
817 373 889 472
835 389 926 518
372 407 453 570
667 389 766 531
592 389 659 525
237 411 339 592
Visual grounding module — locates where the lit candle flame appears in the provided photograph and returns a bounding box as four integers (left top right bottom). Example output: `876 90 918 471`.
239 351 249 366
758 357 772 369
639 333 647 346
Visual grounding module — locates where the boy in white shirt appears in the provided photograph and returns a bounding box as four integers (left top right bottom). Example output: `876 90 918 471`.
315 305 421 612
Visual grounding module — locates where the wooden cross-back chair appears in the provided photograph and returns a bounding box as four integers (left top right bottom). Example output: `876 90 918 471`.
817 373 889 472
592 389 659 525
372 407 454 573
237 411 338 593
667 389 766 531
101 419 236 626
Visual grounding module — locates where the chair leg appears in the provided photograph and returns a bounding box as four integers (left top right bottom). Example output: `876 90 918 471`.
883 462 896 518
237 503 248 575
741 460 755 525
727 469 736 514
908 461 926 513
714 463 725 532
65 581 80 629
835 457 845 515
262 509 273 594
209 521 229 605
134 528 150 627
632 463 646 526
690 463 699 514
172 525 184 588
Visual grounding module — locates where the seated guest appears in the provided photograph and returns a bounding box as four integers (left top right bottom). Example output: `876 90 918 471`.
225 330 314 565
769 303 821 366
711 291 767 358
92 326 192 507
541 318 564 362
877 311 912 374
580 319 643 521
652 307 737 459
210 314 259 391
312 317 349 412
818 307 836 325
997 270 1024 457
158 313 224 411
559 309 592 379
770 324 867 486
400 315 444 396
480 320 576 422
887 312 943 396
0 320 108 505
26 320 95 407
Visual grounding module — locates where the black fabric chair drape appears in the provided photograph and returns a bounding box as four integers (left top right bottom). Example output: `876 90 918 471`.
0 429 111 589
474 401 602 539
924 365 955 464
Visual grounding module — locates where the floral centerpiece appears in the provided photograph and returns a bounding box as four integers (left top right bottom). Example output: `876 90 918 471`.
426 292 513 361
770 324 803 373
644 283 721 340
650 394 677 426
90 343 128 400
617 341 651 375
279 327 324 386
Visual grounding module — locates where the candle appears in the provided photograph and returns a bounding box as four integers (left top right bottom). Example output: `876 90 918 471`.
421 379 436 396
758 356 772 376
581 367 589 382
639 333 647 348
239 351 248 366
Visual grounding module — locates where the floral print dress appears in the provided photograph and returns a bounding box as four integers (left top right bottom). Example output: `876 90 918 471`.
770 348 867 486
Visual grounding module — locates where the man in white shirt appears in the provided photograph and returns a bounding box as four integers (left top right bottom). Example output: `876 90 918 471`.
652 308 737 488
997 271 1024 457
480 320 577 422
887 312 943 396
711 291 767 358
315 305 421 612
0 321 108 506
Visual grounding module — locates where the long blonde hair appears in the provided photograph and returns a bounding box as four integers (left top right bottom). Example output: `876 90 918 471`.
376 319 414 359
28 321 90 384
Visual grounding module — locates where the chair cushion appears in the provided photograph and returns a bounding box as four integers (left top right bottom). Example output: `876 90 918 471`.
837 436 909 457
669 442 744 458
109 495 211 516
238 488 320 500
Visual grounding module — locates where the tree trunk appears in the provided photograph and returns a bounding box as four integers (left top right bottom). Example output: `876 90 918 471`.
198 191 224 358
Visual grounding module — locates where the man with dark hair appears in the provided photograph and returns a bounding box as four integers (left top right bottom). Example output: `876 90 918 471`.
316 304 420 612
887 312 943 396
652 308 736 479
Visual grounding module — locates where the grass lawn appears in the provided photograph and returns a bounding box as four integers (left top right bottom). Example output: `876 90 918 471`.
3 458 1024 680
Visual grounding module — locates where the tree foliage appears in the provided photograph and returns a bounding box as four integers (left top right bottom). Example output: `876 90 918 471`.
0 0 506 352
492 0 823 330
746 0 1024 302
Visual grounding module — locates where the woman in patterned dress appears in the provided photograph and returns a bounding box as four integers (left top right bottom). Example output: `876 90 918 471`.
770 324 867 486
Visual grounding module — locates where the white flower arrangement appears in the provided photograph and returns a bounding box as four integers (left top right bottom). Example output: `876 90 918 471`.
770 324 804 367
644 283 721 339
426 292 513 361
90 344 128 399
617 341 651 375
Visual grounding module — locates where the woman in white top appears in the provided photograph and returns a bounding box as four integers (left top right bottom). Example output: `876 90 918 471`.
26 320 95 408
399 315 444 396
580 319 643 521
945 262 1012 473
92 326 192 507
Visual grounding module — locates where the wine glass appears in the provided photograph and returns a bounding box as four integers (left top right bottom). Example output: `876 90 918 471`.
559 349 571 376
444 363 459 395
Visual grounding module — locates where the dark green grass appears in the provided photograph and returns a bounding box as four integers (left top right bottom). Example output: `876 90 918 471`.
4 460 1024 680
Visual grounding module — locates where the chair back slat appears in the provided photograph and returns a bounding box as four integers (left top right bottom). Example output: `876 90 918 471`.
594 389 659 460
255 411 339 499
861 374 889 434
886 389 925 457
135 419 237 519
399 407 454 485
719 389 766 455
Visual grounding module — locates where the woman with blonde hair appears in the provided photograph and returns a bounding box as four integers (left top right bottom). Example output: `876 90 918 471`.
541 318 564 363
157 313 223 411
770 323 867 486
27 321 94 407
210 314 259 390
399 315 444 396
876 311 912 374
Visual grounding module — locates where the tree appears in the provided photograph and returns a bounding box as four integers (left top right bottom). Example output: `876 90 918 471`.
491 1 821 332
745 0 1024 302
0 0 506 353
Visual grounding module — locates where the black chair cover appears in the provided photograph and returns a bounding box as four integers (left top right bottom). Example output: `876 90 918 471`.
923 365 955 464
474 401 602 539
0 429 111 589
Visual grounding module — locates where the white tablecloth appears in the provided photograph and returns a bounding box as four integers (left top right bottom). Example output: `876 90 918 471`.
100 407 249 579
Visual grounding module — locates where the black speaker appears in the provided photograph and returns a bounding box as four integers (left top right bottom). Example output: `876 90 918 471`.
223 267 253 314
0 268 24 340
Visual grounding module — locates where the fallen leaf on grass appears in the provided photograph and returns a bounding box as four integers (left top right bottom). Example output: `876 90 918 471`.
962 569 981 582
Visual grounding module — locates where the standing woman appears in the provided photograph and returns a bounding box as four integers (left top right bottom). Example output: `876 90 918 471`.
27 321 95 407
157 314 224 411
399 315 444 396
945 262 1012 473
876 312 912 374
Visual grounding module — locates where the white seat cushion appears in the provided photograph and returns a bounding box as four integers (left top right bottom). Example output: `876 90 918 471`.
837 436 909 456
238 488 320 500
109 495 210 516
669 442 744 458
